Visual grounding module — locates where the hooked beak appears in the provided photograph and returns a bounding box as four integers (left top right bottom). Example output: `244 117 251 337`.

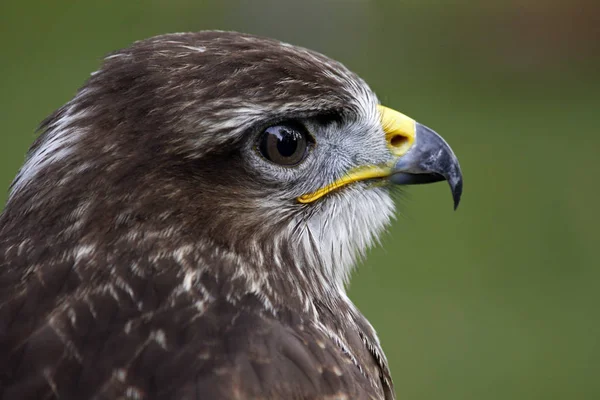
391 122 463 209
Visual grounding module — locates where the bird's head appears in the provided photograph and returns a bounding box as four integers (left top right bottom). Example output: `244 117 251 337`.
4 31 462 301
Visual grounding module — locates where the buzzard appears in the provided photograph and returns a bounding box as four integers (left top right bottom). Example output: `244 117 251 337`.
0 31 462 399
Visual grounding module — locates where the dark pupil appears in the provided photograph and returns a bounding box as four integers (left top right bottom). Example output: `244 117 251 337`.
275 128 299 158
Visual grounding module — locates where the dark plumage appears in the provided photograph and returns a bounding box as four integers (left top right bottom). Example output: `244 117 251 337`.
0 31 462 399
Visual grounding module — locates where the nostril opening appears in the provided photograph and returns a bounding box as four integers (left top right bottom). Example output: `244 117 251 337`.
390 134 409 148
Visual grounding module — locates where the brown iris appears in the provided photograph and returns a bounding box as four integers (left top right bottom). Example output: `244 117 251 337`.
258 122 311 166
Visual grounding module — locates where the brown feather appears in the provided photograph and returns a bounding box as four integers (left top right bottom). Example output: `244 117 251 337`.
0 31 394 399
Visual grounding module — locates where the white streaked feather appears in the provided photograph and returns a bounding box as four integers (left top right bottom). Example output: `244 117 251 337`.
9 88 95 199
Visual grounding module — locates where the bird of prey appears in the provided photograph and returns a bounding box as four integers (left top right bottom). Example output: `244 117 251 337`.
0 31 462 400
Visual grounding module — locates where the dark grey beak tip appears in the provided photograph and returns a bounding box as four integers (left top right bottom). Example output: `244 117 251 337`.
452 179 463 210
448 162 463 210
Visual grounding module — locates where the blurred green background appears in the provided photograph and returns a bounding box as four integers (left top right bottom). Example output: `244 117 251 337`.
1 1 599 398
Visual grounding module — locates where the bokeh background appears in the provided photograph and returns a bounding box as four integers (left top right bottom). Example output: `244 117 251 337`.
1 1 599 398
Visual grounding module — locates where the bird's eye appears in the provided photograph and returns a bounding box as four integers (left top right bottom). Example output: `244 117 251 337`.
258 123 312 166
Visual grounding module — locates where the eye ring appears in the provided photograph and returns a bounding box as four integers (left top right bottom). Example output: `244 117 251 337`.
257 122 313 166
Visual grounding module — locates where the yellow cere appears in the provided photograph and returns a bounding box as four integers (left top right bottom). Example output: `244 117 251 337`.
297 105 416 204
377 105 416 157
